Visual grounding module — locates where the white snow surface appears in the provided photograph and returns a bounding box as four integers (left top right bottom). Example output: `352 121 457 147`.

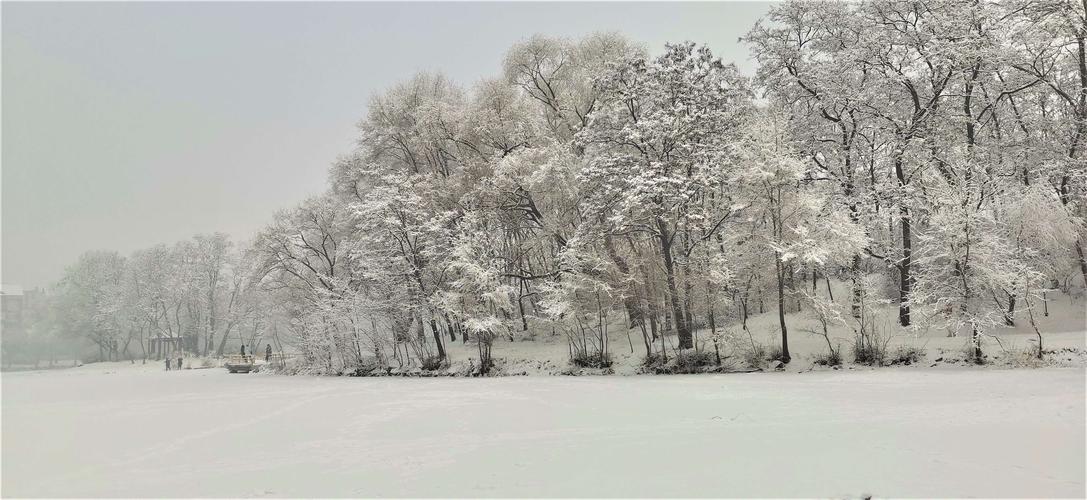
2 364 1084 498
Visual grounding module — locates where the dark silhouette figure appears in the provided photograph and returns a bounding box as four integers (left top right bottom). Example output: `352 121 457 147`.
165 358 172 371
177 355 183 370
265 344 272 361
240 344 246 356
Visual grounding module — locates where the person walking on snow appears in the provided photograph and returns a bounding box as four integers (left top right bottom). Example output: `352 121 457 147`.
165 357 171 371
265 344 272 361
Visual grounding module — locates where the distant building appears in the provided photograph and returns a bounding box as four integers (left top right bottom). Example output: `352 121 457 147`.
1 284 26 336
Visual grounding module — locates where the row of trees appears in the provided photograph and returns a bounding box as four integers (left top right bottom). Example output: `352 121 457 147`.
19 0 1085 371
748 0 1086 358
27 234 275 363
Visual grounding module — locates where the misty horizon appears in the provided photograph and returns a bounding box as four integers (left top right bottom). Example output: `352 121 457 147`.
2 1 771 289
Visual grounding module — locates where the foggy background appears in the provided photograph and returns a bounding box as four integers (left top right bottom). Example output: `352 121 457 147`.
2 1 771 289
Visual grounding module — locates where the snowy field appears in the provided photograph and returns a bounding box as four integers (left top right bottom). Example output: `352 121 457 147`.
2 363 1084 498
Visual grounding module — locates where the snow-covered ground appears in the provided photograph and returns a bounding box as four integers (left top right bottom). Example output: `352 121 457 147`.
2 362 1084 497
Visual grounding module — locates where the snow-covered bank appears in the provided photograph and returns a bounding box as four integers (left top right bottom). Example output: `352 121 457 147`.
2 365 1083 497
274 292 1086 377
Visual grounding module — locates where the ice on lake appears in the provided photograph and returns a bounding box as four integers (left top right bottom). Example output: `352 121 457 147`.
2 363 1084 498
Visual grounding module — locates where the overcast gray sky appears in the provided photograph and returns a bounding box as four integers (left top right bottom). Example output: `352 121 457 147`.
2 1 772 289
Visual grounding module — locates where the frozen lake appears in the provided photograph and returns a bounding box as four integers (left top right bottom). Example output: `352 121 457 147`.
2 363 1084 498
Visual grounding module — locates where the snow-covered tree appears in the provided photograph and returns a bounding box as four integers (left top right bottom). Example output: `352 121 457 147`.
577 42 751 349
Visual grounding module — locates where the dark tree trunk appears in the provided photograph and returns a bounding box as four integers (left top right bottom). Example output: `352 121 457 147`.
741 298 749 331
657 218 692 349
898 210 912 327
895 155 912 327
429 319 446 359
604 234 645 330
444 313 456 342
1077 242 1087 290
681 232 695 337
517 280 529 332
776 256 791 363
639 323 652 357
851 254 864 318
707 286 721 366
1005 294 1016 327
971 324 983 363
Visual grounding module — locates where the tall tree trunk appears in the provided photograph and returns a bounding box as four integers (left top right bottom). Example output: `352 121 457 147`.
206 283 217 357
851 254 863 318
443 313 456 342
789 263 801 313
706 282 721 366
900 206 908 323
604 234 646 331
681 231 695 337
648 308 659 341
1076 242 1087 290
776 254 791 363
971 323 983 363
1005 294 1016 327
887 142 915 327
215 321 238 357
429 318 446 360
657 218 692 349
740 276 751 330
517 280 529 332
740 297 749 331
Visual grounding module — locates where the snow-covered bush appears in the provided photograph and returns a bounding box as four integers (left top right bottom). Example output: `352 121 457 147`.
887 345 925 366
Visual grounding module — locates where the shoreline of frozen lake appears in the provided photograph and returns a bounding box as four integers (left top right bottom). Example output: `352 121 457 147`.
2 364 1084 498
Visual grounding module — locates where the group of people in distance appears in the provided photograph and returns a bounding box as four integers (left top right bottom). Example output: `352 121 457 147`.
164 343 274 371
164 354 183 371
238 343 274 360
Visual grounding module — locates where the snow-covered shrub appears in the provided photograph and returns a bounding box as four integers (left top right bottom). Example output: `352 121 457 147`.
641 352 666 368
673 349 717 373
812 350 842 366
741 342 769 370
571 351 613 369
888 345 924 366
419 354 446 371
1002 348 1050 369
799 289 847 364
765 343 786 363
471 330 497 375
961 341 988 365
537 246 619 370
852 331 888 366
643 349 717 374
